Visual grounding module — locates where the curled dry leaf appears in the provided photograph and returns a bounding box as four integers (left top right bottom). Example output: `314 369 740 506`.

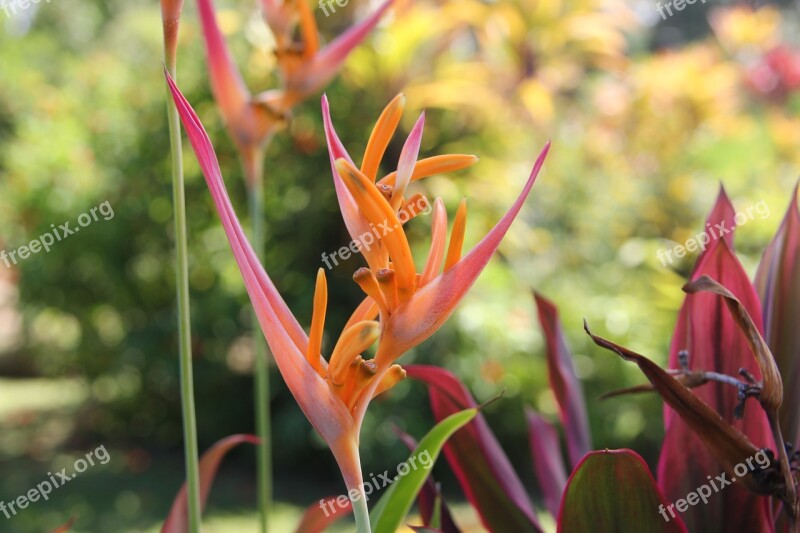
584 321 784 497
683 275 783 414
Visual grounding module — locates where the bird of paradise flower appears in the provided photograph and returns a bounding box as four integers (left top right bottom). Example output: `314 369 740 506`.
166 71 549 531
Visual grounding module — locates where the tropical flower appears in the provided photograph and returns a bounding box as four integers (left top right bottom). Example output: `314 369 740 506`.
165 73 381 506
322 93 550 426
166 72 548 526
196 0 393 180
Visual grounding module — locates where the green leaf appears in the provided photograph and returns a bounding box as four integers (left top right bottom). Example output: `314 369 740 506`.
370 408 477 533
558 449 687 533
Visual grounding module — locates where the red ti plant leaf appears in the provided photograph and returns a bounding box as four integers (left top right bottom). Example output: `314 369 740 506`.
406 365 542 533
525 408 568 517
659 190 775 532
295 496 352 533
162 434 260 533
584 322 770 495
394 427 461 533
756 184 800 446
534 292 591 466
557 449 688 533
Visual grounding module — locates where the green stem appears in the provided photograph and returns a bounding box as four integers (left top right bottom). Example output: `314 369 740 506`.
352 491 372 533
244 148 272 533
164 58 202 532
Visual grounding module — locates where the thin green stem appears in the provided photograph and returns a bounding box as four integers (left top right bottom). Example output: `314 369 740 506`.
352 491 372 533
164 57 202 532
244 148 272 533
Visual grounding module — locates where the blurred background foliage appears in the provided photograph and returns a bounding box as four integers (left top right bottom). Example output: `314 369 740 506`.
0 0 799 530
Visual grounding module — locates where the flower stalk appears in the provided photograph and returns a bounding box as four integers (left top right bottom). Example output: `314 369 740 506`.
162 1 202 529
243 146 273 532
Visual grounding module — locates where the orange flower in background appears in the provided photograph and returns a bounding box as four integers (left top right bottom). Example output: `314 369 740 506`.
196 0 393 180
322 94 550 426
160 0 185 64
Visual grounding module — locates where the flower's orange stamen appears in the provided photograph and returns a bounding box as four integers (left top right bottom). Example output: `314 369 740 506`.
345 296 380 329
295 0 320 58
376 268 398 311
336 159 416 299
361 94 405 181
306 268 327 375
328 320 380 384
353 268 390 317
371 364 407 398
343 359 377 410
335 356 364 399
397 193 427 225
329 356 357 388
379 154 480 187
445 198 467 271
420 198 447 286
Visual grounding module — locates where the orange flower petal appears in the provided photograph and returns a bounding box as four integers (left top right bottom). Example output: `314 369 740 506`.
444 198 467 271
362 94 405 181
345 296 381 329
380 154 479 186
306 268 328 374
353 268 390 318
419 198 447 286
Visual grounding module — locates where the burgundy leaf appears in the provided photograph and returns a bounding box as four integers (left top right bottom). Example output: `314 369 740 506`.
534 292 591 466
406 365 542 532
557 449 687 533
755 184 800 446
525 408 568 517
659 192 775 532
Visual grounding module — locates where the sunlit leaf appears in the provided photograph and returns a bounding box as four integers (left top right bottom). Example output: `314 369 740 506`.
394 428 461 533
370 408 477 533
